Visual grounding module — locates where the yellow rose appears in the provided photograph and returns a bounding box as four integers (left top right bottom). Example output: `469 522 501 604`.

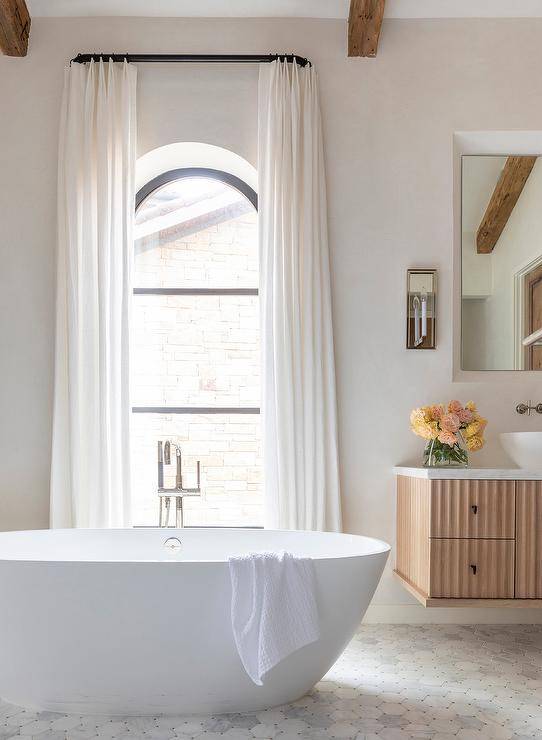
412 420 439 440
410 408 427 426
465 401 477 412
466 435 484 452
465 417 487 438
427 421 440 439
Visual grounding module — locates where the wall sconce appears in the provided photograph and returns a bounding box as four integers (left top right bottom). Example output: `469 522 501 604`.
406 269 437 349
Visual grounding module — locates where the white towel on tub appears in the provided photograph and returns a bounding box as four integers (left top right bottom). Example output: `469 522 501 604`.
228 550 320 685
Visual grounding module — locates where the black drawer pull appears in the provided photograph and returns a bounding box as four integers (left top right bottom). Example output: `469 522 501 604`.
471 505 478 515
470 564 477 575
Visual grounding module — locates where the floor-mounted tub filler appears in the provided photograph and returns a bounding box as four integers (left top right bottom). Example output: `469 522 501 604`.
0 528 389 716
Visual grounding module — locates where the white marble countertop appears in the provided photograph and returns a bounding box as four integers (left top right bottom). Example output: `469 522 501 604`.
393 466 542 480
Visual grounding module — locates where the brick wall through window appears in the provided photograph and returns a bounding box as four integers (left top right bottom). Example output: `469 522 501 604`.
130 174 262 527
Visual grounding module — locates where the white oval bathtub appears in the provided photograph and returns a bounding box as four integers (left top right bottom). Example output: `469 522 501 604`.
0 528 389 716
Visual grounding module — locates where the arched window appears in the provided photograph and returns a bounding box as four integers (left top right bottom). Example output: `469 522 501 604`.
130 168 261 527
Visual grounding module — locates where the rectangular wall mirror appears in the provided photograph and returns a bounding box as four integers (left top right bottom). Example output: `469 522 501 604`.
461 154 542 370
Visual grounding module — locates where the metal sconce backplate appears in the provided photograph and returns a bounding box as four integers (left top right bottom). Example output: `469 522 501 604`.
407 268 437 349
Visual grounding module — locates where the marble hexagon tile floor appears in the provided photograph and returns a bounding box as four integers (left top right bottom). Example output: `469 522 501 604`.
1 625 542 740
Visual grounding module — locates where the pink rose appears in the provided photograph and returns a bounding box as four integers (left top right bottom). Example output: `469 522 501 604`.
440 413 460 433
438 431 457 447
448 400 464 415
428 405 444 420
458 408 473 423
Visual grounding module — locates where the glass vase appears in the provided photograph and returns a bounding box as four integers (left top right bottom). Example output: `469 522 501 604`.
423 436 468 468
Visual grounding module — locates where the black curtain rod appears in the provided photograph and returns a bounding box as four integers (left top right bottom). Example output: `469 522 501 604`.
71 53 311 67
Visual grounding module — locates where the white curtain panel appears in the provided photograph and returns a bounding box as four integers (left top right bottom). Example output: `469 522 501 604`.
258 61 342 532
50 60 137 528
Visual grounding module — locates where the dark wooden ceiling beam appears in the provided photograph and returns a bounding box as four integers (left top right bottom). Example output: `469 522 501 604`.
476 156 537 254
0 0 31 57
348 0 385 58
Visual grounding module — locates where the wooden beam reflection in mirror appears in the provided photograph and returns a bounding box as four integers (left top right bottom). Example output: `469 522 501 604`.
476 156 537 254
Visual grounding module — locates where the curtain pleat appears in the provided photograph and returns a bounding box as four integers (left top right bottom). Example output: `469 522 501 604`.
50 60 137 528
259 61 342 532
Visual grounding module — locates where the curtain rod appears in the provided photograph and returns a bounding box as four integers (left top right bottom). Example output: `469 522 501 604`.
71 53 311 67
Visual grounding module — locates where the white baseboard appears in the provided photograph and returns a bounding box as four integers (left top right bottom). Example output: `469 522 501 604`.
363 603 542 624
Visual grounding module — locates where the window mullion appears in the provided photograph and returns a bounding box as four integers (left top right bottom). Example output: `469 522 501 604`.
132 407 260 414
133 288 258 296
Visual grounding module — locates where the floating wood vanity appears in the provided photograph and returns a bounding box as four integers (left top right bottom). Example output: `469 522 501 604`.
394 467 542 607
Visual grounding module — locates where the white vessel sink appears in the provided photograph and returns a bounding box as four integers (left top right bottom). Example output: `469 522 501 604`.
500 432 542 471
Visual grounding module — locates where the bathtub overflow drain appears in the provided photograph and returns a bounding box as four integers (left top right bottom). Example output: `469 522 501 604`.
163 537 182 553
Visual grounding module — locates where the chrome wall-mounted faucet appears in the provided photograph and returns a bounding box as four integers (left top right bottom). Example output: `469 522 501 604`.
516 401 542 415
157 441 201 528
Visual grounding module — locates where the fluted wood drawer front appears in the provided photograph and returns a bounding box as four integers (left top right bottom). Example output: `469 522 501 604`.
430 539 514 598
516 481 542 598
430 480 515 538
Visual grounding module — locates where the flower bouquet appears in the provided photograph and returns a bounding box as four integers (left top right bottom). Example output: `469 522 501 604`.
410 400 487 467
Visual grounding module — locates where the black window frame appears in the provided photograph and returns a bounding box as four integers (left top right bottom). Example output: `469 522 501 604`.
132 167 260 417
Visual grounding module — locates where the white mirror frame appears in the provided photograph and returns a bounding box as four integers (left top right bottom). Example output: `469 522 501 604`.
453 131 542 382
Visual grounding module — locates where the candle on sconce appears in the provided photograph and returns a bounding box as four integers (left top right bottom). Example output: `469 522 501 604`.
421 294 427 338
413 296 420 345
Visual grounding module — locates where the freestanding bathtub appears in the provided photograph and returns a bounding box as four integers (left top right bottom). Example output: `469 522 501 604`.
0 528 389 716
